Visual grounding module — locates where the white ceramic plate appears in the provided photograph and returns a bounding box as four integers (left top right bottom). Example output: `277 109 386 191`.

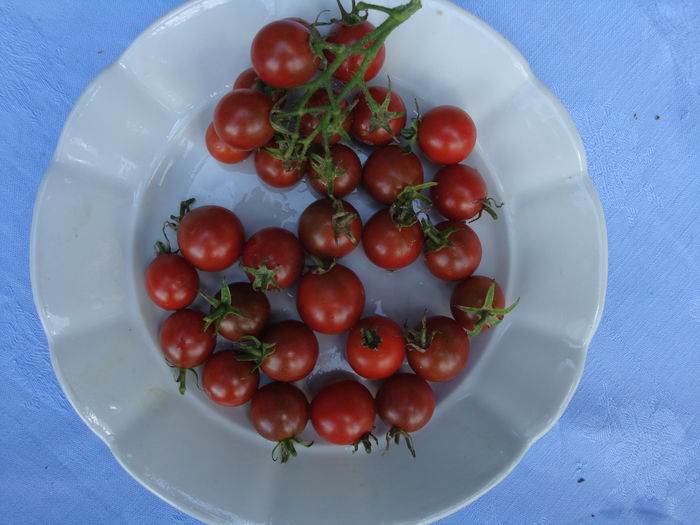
30 1 607 523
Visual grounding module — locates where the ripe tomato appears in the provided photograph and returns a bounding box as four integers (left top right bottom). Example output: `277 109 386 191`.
406 315 469 382
424 221 482 281
241 227 304 291
450 276 518 335
430 164 493 221
233 67 259 90
259 320 319 382
345 316 405 380
362 209 424 270
177 205 244 272
254 143 307 188
250 382 312 463
145 253 199 310
300 89 352 145
417 105 476 164
310 380 376 446
351 86 406 145
298 198 362 259
296 263 365 334
362 145 424 205
308 144 361 198
325 21 385 83
250 19 319 88
213 89 274 151
202 350 260 407
205 123 250 164
206 281 270 342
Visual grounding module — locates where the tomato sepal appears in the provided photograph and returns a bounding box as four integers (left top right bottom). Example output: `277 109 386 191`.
383 426 416 458
455 280 520 336
351 429 379 454
389 182 436 227
271 437 314 464
200 278 245 333
469 197 504 223
405 314 438 353
167 363 200 396
235 335 277 374
240 257 282 292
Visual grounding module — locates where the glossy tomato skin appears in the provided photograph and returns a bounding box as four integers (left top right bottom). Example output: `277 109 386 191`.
205 123 251 164
425 221 482 281
450 276 505 332
202 351 260 407
345 316 406 380
261 320 319 382
145 254 199 310
177 205 244 272
250 382 310 441
296 264 365 335
308 144 361 198
351 86 406 145
325 21 385 83
431 164 488 221
159 309 216 368
407 316 470 382
242 227 304 290
216 282 270 342
362 145 424 205
254 144 306 188
250 19 318 88
298 198 362 259
300 89 352 145
376 373 435 432
213 89 274 151
310 380 376 445
418 105 476 164
362 209 424 270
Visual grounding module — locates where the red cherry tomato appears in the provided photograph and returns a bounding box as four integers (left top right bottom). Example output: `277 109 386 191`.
362 209 424 270
260 320 319 382
241 227 304 291
300 89 352 145
407 316 469 382
233 67 259 90
450 276 510 334
430 164 491 221
254 141 307 188
298 198 362 259
177 205 244 272
308 144 361 198
205 123 250 164
296 264 365 334
345 316 406 380
362 145 424 205
145 253 199 310
310 380 376 445
424 221 482 281
351 86 406 145
211 282 270 342
213 89 274 151
418 105 477 164
325 21 385 83
159 309 216 369
202 351 260 407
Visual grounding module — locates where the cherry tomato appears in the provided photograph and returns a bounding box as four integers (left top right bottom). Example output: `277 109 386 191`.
450 276 519 336
351 86 406 145
406 315 469 382
300 89 352 145
308 144 361 198
362 145 424 205
177 205 244 272
213 89 274 151
205 123 251 164
424 221 482 281
159 309 216 369
325 21 385 83
417 105 476 164
210 282 270 342
298 198 362 259
345 316 405 380
431 164 490 221
145 253 199 310
310 380 376 446
254 142 307 188
362 209 424 270
260 320 319 382
250 19 319 88
233 67 259 90
296 264 365 334
241 227 304 291
202 350 260 407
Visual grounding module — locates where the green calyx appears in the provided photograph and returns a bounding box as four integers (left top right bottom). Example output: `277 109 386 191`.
271 437 314 463
405 314 438 353
167 363 200 396
360 327 382 350
201 278 245 333
421 217 460 253
383 426 416 458
352 429 379 454
235 335 277 374
456 281 520 336
331 198 358 243
309 255 337 275
240 257 281 292
153 197 196 256
360 78 405 140
309 150 349 198
469 197 504 223
389 182 436 227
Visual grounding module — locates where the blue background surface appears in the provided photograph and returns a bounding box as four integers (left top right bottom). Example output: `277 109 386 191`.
1 0 699 523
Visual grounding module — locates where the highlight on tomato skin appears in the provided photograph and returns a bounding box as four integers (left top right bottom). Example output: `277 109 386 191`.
417 105 477 165
213 89 275 151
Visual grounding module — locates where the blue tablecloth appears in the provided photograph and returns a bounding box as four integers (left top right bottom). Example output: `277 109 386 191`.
2 1 698 523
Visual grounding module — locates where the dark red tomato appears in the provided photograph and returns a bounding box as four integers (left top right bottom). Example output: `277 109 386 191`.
431 164 488 221
424 221 482 281
450 276 506 332
205 123 251 164
202 350 260 407
345 316 405 380
250 381 309 441
362 209 424 270
362 145 424 205
233 67 259 90
213 89 274 151
241 227 304 291
308 144 361 198
159 309 216 369
214 282 270 342
177 205 244 272
300 89 352 145
261 320 319 382
296 264 365 334
310 380 376 445
351 86 406 145
254 143 307 188
407 316 469 382
297 198 362 259
418 105 477 164
325 21 385 83
250 19 319 88
377 373 435 432
145 253 199 310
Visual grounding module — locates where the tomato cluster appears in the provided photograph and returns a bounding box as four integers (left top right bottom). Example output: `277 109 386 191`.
144 0 518 462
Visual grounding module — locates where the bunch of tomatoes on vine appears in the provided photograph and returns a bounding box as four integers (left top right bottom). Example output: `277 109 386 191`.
144 0 518 463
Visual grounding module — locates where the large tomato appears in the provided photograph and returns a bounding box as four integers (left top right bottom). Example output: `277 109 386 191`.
298 198 362 259
325 21 385 83
417 105 476 164
362 208 424 270
177 205 244 272
362 145 424 205
213 89 275 151
345 315 406 380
